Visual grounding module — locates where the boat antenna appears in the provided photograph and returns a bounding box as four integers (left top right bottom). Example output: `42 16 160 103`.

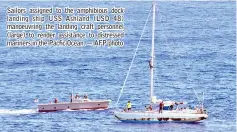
150 1 156 104
115 7 152 108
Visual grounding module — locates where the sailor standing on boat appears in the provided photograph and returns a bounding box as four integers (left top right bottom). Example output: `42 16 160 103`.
75 93 79 99
159 101 164 113
70 94 73 103
127 101 132 111
54 98 58 103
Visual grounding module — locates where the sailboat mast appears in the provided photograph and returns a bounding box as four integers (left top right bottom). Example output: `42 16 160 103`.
150 2 156 104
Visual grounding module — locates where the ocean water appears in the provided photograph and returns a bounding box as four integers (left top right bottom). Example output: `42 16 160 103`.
0 1 236 132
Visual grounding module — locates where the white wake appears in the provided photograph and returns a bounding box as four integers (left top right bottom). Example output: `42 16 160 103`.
0 109 38 115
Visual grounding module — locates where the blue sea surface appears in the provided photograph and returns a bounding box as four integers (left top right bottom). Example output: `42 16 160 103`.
0 1 236 132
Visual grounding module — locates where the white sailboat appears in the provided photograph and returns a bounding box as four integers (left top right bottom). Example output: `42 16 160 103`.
114 2 208 123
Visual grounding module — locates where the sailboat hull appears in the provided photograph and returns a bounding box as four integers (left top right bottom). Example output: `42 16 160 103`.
114 111 208 123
